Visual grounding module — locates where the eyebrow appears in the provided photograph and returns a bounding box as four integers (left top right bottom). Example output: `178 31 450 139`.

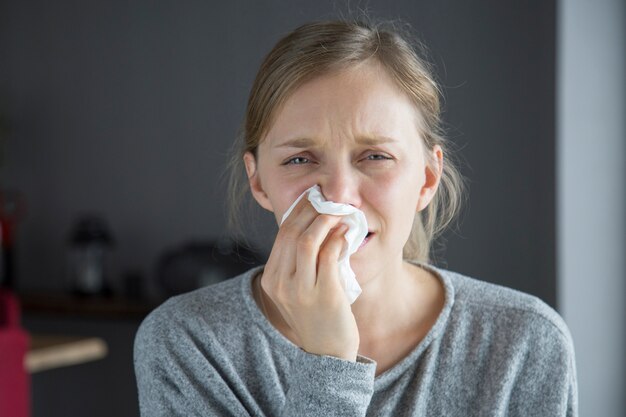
274 135 398 148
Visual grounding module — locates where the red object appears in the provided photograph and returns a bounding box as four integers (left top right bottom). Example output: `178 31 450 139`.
0 189 26 289
0 289 30 417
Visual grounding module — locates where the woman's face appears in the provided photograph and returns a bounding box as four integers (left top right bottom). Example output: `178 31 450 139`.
244 62 442 280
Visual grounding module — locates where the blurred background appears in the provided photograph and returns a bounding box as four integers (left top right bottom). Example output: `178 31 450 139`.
0 0 623 416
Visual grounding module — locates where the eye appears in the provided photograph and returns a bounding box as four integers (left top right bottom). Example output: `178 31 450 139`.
283 156 310 165
364 153 393 161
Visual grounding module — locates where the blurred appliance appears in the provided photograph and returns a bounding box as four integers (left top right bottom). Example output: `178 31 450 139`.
67 215 114 296
156 240 262 297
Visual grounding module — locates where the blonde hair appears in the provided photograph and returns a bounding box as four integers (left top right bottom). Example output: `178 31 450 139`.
225 19 466 264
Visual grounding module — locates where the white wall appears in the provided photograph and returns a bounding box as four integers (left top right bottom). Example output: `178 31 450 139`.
557 1 626 416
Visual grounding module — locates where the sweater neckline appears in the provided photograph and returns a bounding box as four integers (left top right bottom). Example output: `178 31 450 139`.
240 260 455 388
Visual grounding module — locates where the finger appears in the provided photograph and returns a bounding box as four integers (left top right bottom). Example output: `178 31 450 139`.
295 214 344 288
265 198 315 287
277 198 318 244
316 224 348 290
279 192 316 229
274 198 319 278
262 199 318 312
261 247 290 305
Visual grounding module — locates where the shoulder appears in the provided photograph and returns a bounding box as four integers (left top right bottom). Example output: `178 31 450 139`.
134 266 263 351
429 265 575 363
432 266 577 406
134 266 270 416
448 268 570 336
416 264 578 414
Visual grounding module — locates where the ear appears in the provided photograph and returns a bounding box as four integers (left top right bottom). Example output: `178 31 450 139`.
243 151 274 212
416 145 444 212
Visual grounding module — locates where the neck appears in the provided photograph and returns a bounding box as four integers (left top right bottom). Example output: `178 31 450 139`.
253 258 444 349
351 260 431 338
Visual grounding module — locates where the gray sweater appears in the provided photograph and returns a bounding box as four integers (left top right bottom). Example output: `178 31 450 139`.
134 262 578 416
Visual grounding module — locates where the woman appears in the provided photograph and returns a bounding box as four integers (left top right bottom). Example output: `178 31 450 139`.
135 19 578 416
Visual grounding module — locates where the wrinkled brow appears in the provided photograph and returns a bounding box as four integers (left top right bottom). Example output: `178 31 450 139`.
274 136 398 149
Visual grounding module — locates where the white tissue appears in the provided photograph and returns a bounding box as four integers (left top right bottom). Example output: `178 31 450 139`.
280 185 368 304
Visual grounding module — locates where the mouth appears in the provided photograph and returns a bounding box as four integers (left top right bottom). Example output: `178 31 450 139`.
359 231 374 249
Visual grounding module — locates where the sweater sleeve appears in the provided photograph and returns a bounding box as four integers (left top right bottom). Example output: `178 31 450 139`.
134 303 377 417
280 350 376 417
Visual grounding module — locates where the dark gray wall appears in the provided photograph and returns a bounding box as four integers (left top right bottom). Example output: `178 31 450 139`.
1 0 556 303
1 1 556 416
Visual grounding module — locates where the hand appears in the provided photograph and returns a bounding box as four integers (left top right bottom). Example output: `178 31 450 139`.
260 197 360 361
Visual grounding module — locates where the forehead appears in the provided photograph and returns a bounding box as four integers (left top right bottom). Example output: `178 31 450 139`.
262 63 423 148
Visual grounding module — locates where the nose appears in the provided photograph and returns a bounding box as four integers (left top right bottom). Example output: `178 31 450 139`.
318 163 362 207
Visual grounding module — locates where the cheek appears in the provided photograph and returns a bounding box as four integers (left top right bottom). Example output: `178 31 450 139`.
257 156 316 222
266 176 316 222
372 165 421 200
365 167 422 225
